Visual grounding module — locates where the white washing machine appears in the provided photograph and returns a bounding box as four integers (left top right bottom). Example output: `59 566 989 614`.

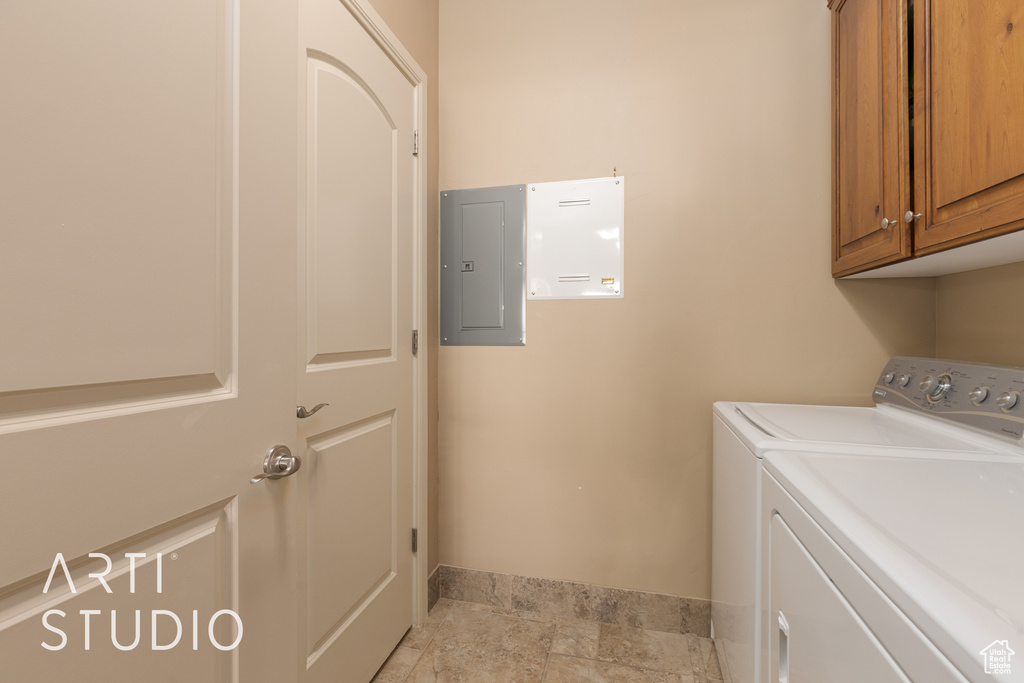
711 357 1024 683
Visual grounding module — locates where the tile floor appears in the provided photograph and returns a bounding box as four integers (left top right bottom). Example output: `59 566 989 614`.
371 598 724 683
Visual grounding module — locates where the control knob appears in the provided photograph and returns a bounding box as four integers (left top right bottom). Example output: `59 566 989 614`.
883 371 896 384
969 387 990 405
897 373 912 387
918 374 952 402
996 391 1020 411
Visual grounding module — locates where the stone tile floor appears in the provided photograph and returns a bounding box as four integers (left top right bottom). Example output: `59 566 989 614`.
372 598 725 683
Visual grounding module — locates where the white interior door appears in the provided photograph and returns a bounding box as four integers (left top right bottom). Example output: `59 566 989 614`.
296 1 421 681
0 1 299 681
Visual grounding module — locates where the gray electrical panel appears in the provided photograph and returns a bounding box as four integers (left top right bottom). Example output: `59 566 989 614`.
440 185 525 346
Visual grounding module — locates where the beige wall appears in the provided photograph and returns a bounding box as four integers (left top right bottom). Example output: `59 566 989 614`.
937 261 1024 366
366 0 441 574
437 0 936 599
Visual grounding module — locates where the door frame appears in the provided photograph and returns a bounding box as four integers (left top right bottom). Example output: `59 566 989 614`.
331 0 430 628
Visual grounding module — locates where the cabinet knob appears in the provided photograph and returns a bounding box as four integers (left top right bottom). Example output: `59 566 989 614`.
881 217 895 229
904 211 922 223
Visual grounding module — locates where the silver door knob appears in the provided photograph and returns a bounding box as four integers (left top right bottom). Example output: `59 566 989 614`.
881 217 895 229
250 445 302 484
904 211 922 223
297 403 328 418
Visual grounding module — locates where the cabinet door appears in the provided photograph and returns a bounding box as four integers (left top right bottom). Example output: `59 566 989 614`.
914 0 1024 252
831 0 912 276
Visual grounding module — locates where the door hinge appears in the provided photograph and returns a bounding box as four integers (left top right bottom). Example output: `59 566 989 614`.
412 528 418 553
412 130 419 156
412 329 419 355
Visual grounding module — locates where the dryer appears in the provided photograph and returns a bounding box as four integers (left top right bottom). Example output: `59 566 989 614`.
711 357 1024 683
763 450 1024 682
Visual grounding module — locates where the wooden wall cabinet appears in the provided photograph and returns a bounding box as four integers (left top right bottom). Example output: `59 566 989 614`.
830 0 911 277
831 0 1024 277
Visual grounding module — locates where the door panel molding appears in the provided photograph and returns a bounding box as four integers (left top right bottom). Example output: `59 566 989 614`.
0 373 228 435
304 54 399 369
304 411 399 665
0 0 241 430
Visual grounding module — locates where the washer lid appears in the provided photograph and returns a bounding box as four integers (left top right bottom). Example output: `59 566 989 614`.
766 451 1024 682
719 402 1005 455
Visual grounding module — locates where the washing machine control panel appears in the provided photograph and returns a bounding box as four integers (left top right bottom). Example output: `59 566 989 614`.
873 357 1024 440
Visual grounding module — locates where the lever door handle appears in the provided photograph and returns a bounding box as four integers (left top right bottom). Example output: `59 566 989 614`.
251 445 302 484
297 403 328 418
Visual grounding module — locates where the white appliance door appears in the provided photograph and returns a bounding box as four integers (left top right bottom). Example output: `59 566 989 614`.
768 514 911 683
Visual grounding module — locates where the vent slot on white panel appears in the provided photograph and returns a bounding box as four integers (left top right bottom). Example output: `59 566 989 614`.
558 198 591 207
558 275 591 283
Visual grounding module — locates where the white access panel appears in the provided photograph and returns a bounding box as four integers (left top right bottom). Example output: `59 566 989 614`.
527 176 624 299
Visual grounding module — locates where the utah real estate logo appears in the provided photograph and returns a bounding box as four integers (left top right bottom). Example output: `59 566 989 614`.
981 640 1015 676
